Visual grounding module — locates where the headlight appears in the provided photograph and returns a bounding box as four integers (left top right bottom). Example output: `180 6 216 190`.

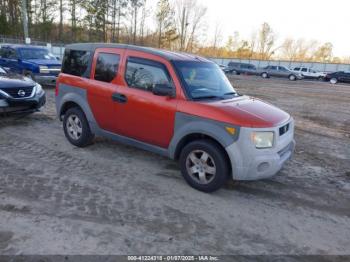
251 132 274 148
39 66 49 74
35 83 43 95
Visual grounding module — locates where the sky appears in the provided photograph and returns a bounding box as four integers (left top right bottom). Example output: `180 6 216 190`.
149 0 350 57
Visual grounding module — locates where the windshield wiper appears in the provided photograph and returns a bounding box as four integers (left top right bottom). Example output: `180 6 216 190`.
223 92 236 96
192 95 224 101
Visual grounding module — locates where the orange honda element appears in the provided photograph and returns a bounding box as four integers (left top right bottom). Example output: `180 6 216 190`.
56 43 295 192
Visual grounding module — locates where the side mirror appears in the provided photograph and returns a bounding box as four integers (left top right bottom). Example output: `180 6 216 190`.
152 83 175 97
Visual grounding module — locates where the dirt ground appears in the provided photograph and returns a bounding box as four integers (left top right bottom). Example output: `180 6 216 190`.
0 76 349 255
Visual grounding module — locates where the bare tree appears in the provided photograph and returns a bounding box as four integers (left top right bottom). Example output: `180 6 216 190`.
175 0 206 52
155 0 176 48
257 22 275 59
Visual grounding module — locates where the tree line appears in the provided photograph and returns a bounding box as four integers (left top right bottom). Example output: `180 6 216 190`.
0 0 348 63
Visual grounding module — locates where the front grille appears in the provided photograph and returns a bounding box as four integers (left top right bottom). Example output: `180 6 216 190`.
279 123 290 136
0 86 34 98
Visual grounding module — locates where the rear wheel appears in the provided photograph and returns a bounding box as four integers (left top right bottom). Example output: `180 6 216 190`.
179 139 230 192
261 72 268 78
232 70 238 75
330 78 338 84
63 107 94 147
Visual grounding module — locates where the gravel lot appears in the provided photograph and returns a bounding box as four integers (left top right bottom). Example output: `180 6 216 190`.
0 76 349 255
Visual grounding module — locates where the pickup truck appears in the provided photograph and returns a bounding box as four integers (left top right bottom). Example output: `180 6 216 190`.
292 67 326 80
0 44 61 86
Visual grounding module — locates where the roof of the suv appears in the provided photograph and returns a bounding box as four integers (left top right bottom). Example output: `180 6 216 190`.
65 43 211 63
1 44 48 50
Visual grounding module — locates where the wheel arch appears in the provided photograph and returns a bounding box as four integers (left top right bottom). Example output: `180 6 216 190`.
56 85 99 133
173 133 230 162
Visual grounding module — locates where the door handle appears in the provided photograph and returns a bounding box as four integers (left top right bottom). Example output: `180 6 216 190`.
112 93 127 103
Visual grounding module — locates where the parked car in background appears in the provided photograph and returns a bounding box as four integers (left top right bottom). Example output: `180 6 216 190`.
292 67 326 80
259 65 303 81
227 62 258 75
56 43 295 192
0 66 46 113
324 71 350 84
0 44 61 86
218 64 229 73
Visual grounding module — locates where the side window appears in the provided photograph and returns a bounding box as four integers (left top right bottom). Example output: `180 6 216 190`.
294 67 300 71
0 48 10 58
62 49 91 77
94 53 120 83
301 68 307 72
125 57 172 92
8 49 18 59
279 66 287 71
270 66 277 70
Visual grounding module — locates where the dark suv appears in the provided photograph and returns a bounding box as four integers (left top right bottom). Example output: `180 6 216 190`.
0 66 46 113
227 62 257 75
324 71 350 84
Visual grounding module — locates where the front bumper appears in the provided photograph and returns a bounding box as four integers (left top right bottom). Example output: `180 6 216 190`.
33 74 58 86
0 92 46 113
225 119 295 180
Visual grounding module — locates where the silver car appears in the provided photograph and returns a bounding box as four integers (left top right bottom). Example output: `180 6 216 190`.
259 66 303 81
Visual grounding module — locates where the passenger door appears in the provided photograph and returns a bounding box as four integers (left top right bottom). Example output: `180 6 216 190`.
87 48 125 132
113 51 178 148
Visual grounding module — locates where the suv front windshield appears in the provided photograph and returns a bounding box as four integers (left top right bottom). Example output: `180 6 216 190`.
19 48 56 60
173 61 237 100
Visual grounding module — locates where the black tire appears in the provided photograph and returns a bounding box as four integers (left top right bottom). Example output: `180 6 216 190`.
261 72 268 78
232 70 238 75
330 78 338 84
63 107 94 147
179 139 230 193
289 74 297 81
318 76 324 81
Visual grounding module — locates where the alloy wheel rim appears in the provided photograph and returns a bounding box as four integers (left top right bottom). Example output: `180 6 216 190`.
66 114 83 140
186 150 216 185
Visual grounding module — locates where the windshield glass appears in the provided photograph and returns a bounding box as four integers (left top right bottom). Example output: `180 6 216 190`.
173 61 237 100
0 67 6 74
19 48 55 60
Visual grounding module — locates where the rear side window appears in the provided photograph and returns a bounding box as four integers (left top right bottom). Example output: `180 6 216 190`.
0 48 17 59
125 57 172 92
62 49 91 77
94 53 120 83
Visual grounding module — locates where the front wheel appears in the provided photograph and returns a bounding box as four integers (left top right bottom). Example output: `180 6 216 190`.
63 107 94 147
261 72 268 78
179 139 230 192
289 74 297 81
330 78 338 84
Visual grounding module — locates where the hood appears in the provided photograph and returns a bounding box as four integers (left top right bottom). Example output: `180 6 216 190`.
0 73 36 89
25 59 61 67
179 96 290 128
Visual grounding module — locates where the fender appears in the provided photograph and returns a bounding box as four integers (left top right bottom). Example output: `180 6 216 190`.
55 84 99 133
168 112 240 159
